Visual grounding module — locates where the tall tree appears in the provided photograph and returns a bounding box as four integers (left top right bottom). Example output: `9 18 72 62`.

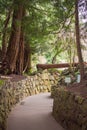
2 8 12 60
75 0 85 80
1 0 25 74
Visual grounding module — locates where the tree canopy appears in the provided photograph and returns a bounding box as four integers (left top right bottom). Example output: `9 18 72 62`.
0 0 87 78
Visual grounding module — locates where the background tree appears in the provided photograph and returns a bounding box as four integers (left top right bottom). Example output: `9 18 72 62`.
2 8 12 60
0 0 13 60
75 0 85 80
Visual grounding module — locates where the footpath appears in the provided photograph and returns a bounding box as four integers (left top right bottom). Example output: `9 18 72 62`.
6 93 65 130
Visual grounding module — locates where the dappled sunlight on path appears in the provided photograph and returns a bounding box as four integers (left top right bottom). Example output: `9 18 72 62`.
7 93 65 130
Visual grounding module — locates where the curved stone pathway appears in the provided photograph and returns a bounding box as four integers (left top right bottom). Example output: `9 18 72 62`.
7 93 65 130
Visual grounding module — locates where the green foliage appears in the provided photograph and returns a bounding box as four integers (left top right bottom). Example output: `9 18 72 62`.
0 0 12 13
0 79 5 87
0 0 85 70
48 68 61 73
0 0 12 48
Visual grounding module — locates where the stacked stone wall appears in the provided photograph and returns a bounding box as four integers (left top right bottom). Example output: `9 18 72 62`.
52 87 87 130
0 71 59 130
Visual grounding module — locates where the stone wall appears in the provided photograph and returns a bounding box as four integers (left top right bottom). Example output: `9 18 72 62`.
52 87 87 130
0 70 59 130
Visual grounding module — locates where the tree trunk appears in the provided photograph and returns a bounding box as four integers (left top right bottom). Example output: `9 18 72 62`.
52 52 58 64
75 0 84 80
37 63 79 70
23 42 31 73
16 31 24 74
2 8 12 60
1 0 24 74
16 8 25 75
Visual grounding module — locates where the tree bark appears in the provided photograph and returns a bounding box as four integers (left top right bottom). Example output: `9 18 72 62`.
16 8 25 75
37 63 79 70
75 0 84 80
2 8 12 60
23 42 31 73
0 0 32 75
1 0 24 74
16 31 24 74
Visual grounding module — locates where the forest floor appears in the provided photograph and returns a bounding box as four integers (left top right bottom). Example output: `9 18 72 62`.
66 81 87 98
0 74 26 82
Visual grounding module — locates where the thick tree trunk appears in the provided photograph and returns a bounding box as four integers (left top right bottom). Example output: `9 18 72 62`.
7 3 23 73
16 8 25 75
16 31 24 74
75 0 84 80
1 0 24 74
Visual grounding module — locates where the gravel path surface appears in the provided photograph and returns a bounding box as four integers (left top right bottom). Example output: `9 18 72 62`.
7 93 65 130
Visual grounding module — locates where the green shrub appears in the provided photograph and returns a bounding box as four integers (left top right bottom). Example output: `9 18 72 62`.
0 80 5 87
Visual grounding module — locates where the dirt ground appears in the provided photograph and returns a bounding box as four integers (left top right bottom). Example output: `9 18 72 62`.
0 74 26 82
66 81 87 98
